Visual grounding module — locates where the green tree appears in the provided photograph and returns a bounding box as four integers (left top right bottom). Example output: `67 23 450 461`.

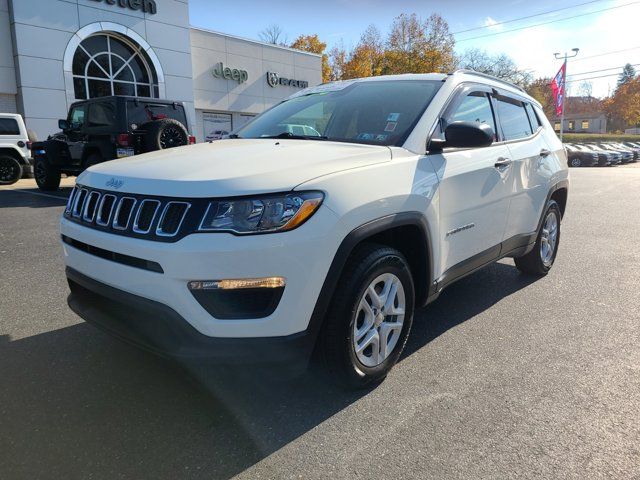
617 63 637 89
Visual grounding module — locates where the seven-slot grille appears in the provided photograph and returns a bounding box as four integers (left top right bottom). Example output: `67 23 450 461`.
65 186 191 240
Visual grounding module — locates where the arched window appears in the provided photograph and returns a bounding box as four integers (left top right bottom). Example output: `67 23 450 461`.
72 33 159 100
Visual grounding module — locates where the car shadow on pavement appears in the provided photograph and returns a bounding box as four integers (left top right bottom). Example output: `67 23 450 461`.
0 261 538 479
0 187 72 208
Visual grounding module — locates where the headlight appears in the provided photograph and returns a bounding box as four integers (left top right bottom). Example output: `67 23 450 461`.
198 191 324 234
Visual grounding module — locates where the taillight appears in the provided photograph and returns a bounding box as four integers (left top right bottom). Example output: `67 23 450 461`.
188 135 196 145
26 141 33 150
117 133 132 147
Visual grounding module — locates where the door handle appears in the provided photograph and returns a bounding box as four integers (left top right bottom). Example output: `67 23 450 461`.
539 149 551 157
494 157 512 168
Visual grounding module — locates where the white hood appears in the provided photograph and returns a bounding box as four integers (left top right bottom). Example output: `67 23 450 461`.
78 139 391 197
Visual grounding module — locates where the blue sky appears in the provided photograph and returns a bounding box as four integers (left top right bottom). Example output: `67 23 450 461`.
189 0 640 97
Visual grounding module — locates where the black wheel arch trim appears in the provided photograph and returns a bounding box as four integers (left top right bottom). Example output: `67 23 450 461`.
306 212 434 339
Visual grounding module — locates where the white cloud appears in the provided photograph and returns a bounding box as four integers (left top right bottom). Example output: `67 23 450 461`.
483 16 503 32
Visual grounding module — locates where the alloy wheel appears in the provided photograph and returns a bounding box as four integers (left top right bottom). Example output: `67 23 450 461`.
352 273 406 368
160 126 185 149
540 211 558 266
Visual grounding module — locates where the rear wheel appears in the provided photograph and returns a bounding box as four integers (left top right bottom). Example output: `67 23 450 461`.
34 157 61 191
318 244 415 388
569 157 582 167
0 155 22 185
514 200 561 275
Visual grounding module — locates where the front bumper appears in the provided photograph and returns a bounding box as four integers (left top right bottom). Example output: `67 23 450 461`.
60 205 343 338
67 267 317 365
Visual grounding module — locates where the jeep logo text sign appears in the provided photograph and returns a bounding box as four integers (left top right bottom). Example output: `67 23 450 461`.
266 72 308 89
105 178 124 189
90 0 157 15
213 63 248 84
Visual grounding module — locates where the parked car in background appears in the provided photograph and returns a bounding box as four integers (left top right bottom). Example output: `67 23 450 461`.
569 143 614 166
607 142 640 161
0 113 35 185
61 71 569 388
205 130 229 141
564 144 598 167
622 141 640 149
595 143 634 163
31 96 195 191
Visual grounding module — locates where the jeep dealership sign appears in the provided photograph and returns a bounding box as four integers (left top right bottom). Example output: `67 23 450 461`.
266 72 309 89
90 0 157 15
213 63 248 84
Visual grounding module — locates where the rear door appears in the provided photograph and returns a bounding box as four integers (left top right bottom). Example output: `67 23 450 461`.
497 96 554 241
430 86 513 277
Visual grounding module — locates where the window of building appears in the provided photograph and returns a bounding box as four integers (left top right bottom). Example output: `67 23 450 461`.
568 121 574 130
496 97 533 141
554 122 561 131
72 33 159 100
581 120 589 129
0 118 20 135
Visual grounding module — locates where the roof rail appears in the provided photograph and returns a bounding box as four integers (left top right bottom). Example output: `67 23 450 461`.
448 69 527 93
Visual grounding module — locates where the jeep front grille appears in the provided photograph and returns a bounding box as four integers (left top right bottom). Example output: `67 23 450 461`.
64 186 194 242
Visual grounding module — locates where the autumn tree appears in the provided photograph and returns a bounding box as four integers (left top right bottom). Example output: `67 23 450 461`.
341 25 385 79
290 34 331 82
383 13 456 75
526 77 555 119
606 77 640 128
259 24 287 46
459 48 532 88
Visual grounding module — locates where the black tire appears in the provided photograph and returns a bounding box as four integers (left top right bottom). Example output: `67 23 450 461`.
569 157 582 167
34 156 61 191
143 119 189 152
318 243 415 389
82 152 103 170
514 200 561 276
0 155 22 185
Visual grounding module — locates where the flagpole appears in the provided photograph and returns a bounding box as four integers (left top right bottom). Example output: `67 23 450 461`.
554 49 579 143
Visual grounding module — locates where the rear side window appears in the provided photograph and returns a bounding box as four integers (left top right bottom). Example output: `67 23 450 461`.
126 102 187 129
0 118 20 135
497 97 533 141
88 102 117 127
524 103 541 130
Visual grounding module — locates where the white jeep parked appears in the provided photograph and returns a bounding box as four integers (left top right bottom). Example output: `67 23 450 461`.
0 113 34 185
61 71 568 388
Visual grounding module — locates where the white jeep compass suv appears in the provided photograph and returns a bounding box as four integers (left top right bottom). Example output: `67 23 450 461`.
61 71 568 388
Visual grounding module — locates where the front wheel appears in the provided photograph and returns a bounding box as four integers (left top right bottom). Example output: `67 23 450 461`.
34 157 61 191
569 157 582 167
514 200 561 275
0 155 22 185
318 244 415 389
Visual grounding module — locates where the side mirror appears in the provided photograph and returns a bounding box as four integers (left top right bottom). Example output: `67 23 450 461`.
58 119 70 131
444 121 494 149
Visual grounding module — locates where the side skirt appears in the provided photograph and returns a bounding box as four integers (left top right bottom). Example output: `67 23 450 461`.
426 232 536 304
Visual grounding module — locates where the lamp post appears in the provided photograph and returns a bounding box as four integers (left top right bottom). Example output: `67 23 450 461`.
554 48 579 142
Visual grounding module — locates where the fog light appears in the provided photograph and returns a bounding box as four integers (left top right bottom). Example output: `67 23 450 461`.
188 277 285 290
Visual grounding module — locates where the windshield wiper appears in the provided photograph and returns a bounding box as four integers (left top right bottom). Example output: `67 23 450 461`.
261 132 328 140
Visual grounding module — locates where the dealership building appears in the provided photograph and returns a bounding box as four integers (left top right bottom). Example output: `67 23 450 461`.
0 0 323 141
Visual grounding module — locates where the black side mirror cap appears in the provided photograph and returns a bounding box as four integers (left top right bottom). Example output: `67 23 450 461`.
444 121 495 149
58 119 70 131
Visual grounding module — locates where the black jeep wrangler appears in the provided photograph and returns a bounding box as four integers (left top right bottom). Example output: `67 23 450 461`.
32 96 194 191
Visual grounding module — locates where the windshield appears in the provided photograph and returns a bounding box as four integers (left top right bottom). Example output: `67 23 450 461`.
234 80 442 146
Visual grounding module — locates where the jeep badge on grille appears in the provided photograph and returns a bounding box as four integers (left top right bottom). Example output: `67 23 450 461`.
106 178 124 189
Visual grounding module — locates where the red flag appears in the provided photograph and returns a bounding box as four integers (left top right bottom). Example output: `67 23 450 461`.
551 61 566 117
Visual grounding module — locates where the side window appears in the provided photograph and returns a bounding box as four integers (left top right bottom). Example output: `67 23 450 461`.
448 91 496 134
69 106 86 128
496 97 532 141
126 102 188 129
0 118 20 135
88 102 116 127
524 103 541 131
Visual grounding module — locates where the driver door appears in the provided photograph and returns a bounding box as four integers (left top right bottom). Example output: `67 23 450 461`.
429 87 512 279
66 104 87 162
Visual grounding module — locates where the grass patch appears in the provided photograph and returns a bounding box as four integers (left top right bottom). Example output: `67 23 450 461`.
561 133 640 143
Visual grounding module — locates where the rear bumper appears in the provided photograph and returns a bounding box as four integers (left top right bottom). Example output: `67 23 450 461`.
66 267 317 367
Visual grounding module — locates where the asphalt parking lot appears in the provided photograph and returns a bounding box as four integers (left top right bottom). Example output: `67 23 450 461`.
1 165 640 479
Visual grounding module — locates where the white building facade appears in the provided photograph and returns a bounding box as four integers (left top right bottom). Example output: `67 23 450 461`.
0 0 322 141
